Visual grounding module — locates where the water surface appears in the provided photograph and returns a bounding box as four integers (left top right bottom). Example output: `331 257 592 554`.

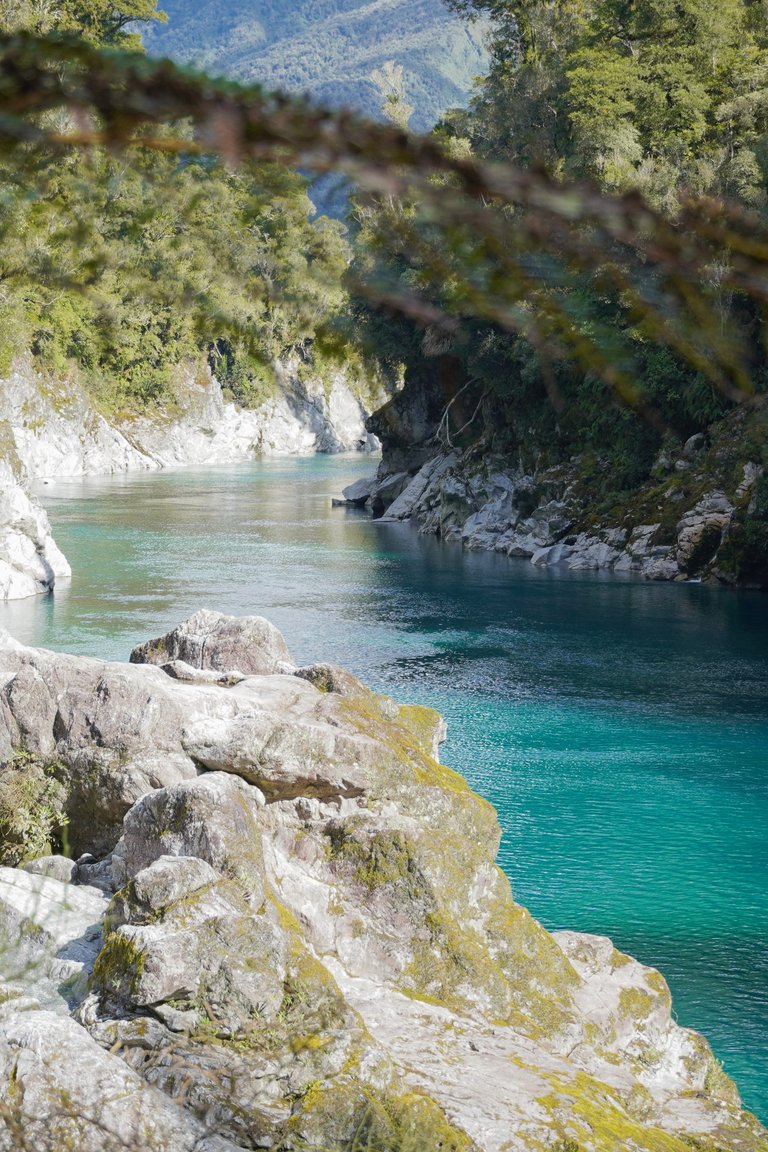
3 456 767 1119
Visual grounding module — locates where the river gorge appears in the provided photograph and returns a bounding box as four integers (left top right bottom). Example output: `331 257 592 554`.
1 452 766 1127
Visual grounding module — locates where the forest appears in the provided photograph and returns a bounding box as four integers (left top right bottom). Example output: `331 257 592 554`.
0 0 766 582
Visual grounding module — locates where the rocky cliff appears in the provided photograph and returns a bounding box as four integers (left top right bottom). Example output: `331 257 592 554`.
0 359 379 483
354 383 768 589
0 610 765 1151
0 357 381 600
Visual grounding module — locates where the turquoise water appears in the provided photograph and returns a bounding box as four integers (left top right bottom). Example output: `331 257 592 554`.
3 455 767 1120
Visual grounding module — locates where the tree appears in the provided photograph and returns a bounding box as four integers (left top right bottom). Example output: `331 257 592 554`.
449 0 768 206
0 0 166 46
0 19 766 411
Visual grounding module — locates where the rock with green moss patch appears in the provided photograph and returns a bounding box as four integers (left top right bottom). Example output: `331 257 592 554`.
0 619 765 1152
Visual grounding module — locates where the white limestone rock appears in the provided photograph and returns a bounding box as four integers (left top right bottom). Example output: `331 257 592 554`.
0 460 70 600
130 608 294 677
0 368 153 479
0 619 764 1151
0 867 106 1011
674 491 734 572
0 1010 240 1152
0 358 380 488
117 773 267 898
340 476 375 505
21 854 77 884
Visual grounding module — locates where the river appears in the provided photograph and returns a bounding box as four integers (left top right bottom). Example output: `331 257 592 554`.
2 454 767 1121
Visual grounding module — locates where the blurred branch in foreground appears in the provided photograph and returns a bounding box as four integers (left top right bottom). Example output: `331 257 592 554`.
0 31 767 410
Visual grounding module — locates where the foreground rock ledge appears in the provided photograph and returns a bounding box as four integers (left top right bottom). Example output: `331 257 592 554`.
0 611 765 1151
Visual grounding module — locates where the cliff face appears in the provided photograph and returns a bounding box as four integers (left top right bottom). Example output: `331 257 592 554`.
363 381 768 589
0 358 381 600
0 610 765 1151
0 359 379 483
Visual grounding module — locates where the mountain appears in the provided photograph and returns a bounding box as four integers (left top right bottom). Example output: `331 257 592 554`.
143 0 488 131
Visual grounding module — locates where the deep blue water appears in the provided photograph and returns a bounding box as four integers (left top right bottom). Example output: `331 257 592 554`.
3 455 767 1120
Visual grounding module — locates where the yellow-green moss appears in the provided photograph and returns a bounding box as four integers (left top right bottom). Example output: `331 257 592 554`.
538 1071 703 1152
290 1078 476 1152
619 987 655 1025
396 703 443 757
91 930 145 1001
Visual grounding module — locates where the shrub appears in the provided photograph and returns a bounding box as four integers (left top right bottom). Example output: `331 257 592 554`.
0 751 69 866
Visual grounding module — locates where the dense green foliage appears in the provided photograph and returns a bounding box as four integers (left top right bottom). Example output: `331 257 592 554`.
0 6 354 411
143 0 488 132
450 0 768 207
0 0 166 48
353 0 768 508
2 3 768 473
0 751 68 866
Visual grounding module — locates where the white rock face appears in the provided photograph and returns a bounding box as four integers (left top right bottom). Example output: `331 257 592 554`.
0 461 71 600
0 359 379 483
0 359 380 600
0 617 764 1151
0 1010 240 1152
0 867 107 1013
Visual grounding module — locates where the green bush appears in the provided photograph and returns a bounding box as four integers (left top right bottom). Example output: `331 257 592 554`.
0 751 69 867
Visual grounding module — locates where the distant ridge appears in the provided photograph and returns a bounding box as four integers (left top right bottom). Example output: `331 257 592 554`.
143 0 488 131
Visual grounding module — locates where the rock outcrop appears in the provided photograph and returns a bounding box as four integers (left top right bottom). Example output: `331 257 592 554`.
356 439 766 587
0 360 380 484
0 460 70 601
358 380 768 587
129 608 295 677
0 355 382 601
0 611 765 1149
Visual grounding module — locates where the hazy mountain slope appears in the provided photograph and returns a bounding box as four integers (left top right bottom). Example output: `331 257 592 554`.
144 0 488 130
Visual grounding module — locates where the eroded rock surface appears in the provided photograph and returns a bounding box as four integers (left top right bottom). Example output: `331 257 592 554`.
0 460 70 601
356 395 768 587
0 614 765 1151
129 609 294 677
0 358 379 484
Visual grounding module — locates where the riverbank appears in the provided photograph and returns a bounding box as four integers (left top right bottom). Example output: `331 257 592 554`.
0 357 380 599
358 384 768 589
0 608 766 1149
4 455 767 1118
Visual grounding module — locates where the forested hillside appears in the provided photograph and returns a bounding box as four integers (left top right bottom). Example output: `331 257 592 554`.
0 1 366 415
143 0 488 130
355 0 768 584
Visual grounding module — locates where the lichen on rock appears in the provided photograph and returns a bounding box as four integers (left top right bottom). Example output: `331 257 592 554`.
0 614 765 1151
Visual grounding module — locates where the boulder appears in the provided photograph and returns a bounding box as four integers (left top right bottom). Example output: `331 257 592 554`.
0 1010 240 1152
294 662 368 698
96 859 286 1030
0 641 198 856
0 460 70 600
117 773 267 901
340 476 375 506
21 855 77 885
0 866 106 1009
182 710 370 800
130 609 294 676
683 432 707 457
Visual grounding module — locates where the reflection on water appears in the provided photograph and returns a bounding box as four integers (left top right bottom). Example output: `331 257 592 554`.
3 456 768 1120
